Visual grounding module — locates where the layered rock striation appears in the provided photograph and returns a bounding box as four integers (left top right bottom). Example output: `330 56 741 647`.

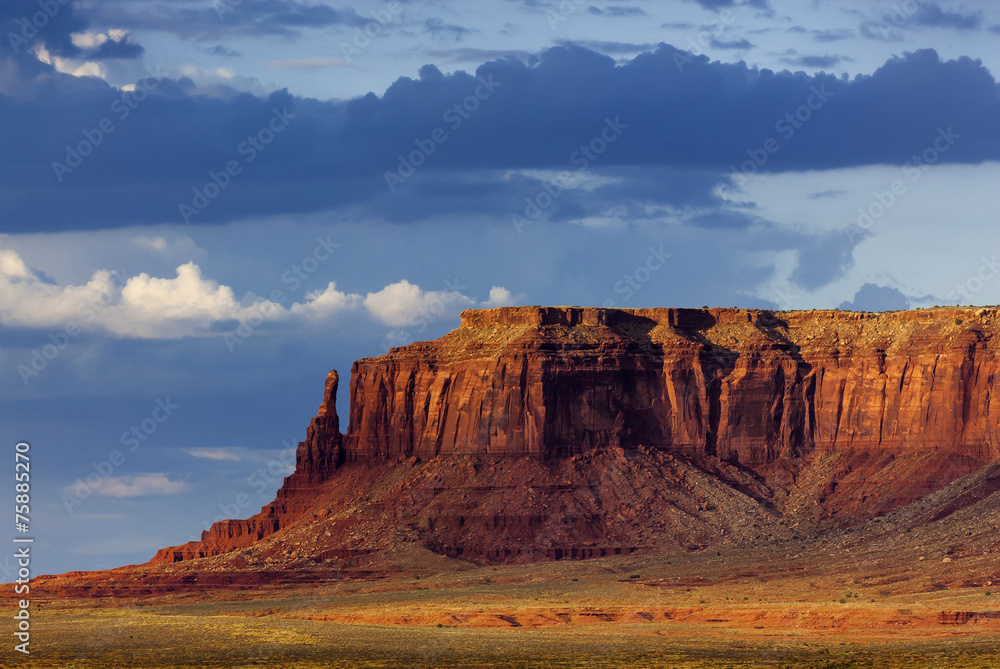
153 306 1000 564
347 306 1000 464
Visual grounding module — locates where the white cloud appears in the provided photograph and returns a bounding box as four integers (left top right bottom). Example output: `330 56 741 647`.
482 286 523 307
32 44 106 80
363 280 476 327
66 473 189 498
288 282 363 321
0 250 514 339
185 448 242 461
0 250 33 280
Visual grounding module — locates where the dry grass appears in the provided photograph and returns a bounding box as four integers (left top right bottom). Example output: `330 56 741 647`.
8 545 1000 668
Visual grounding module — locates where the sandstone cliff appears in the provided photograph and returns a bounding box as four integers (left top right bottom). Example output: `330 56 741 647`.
152 306 1000 565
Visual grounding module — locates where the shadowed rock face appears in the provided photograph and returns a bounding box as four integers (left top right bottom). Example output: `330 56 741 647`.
346 306 1000 464
151 306 1000 565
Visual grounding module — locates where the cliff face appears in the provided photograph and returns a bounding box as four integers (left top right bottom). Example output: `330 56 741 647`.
346 306 1000 465
151 370 345 563
152 306 1000 565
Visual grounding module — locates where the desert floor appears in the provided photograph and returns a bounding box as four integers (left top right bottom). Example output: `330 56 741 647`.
6 544 1000 668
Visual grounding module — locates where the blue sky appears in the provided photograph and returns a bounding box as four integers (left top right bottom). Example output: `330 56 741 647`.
1 0 999 577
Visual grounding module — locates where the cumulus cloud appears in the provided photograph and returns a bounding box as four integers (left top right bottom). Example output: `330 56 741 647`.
0 250 515 339
363 280 477 327
482 287 523 308
288 282 363 321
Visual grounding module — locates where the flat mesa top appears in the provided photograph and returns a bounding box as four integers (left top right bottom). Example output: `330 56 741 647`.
457 305 999 330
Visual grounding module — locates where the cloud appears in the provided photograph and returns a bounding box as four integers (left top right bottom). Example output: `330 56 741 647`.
805 189 845 199
779 54 852 68
909 2 982 30
691 0 770 10
78 32 145 60
363 280 476 327
185 448 242 461
65 473 189 498
0 0 88 61
482 287 523 307
586 6 648 17
423 18 476 42
838 283 910 312
82 0 370 42
0 250 514 339
423 48 536 64
709 37 754 50
205 45 243 57
811 28 854 42
268 57 344 71
288 282 363 322
862 2 983 40
555 39 660 54
131 235 201 257
790 232 858 291
1 45 998 231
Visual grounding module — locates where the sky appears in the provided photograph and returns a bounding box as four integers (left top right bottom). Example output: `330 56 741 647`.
0 0 998 577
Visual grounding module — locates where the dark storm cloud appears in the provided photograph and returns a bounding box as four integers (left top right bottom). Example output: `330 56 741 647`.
1 0 87 60
839 284 910 312
82 0 369 41
1 44 999 231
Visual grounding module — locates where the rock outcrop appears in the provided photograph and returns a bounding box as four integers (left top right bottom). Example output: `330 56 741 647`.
152 306 1000 565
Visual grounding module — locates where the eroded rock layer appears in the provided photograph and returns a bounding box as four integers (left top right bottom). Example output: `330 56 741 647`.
152 306 1000 565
